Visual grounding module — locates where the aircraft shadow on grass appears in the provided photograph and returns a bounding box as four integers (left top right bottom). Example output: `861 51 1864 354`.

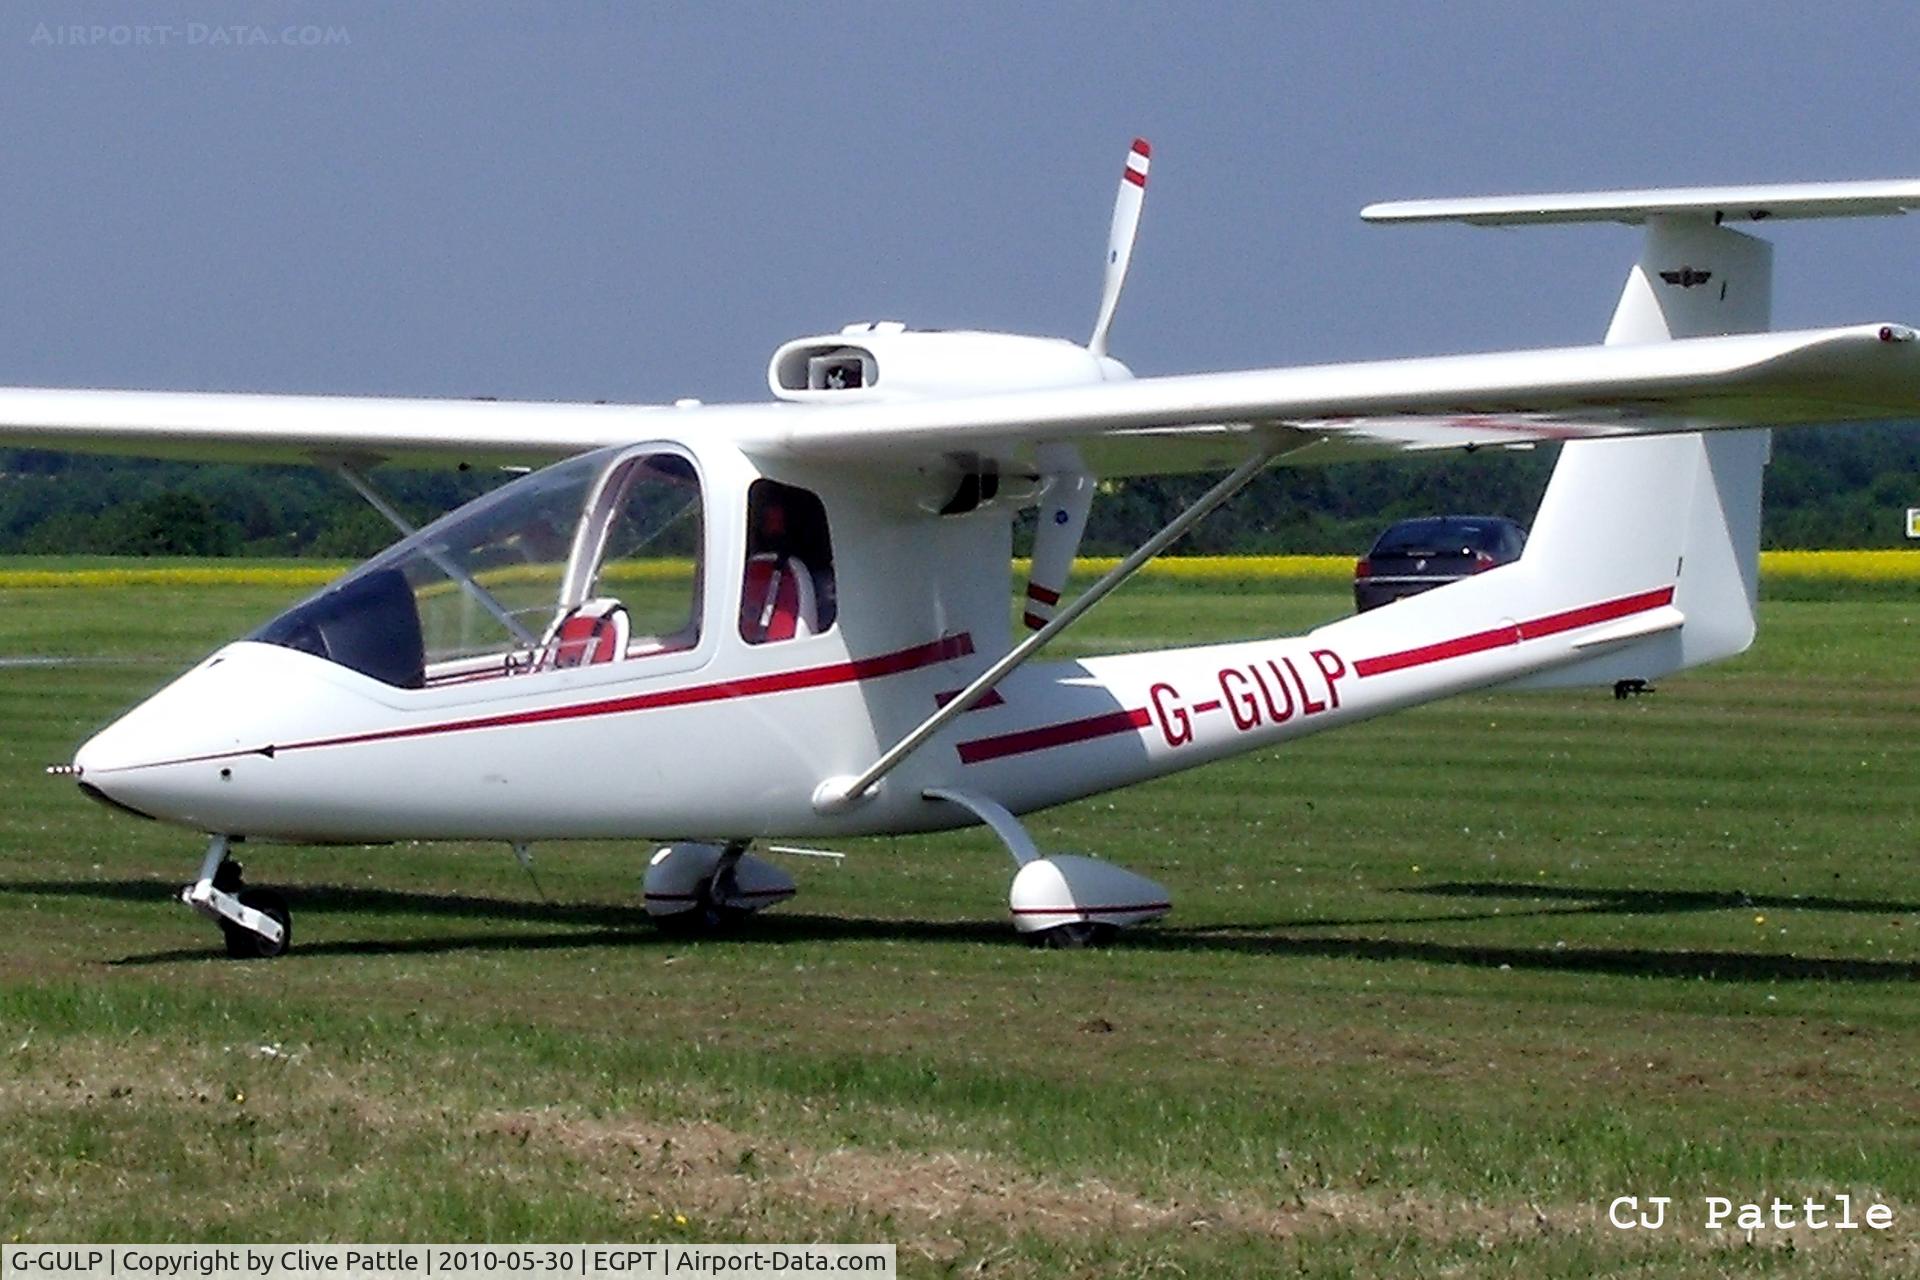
5 876 1916 983
1286 880 1920 928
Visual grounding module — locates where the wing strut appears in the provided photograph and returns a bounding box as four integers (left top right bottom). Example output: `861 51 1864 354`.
812 447 1276 814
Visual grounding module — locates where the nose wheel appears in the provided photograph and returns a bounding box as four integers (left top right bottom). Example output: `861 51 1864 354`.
182 835 292 959
220 886 291 959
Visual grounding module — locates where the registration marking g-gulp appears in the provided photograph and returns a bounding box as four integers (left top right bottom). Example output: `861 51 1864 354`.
1149 649 1348 747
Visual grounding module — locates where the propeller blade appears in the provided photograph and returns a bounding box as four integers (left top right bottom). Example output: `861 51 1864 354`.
1088 137 1151 358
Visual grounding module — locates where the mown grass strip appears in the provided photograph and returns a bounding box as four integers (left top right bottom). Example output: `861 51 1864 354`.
1 583 1915 1276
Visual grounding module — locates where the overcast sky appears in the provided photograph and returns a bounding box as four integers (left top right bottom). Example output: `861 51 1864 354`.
2 2 1918 405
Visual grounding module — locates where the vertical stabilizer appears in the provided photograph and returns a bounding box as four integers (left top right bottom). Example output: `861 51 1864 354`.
1352 181 1920 688
1513 216 1772 688
1605 215 1772 342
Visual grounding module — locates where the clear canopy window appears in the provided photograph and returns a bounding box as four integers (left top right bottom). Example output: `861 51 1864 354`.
252 447 705 688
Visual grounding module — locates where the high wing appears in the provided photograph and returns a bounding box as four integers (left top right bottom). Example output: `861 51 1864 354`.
739 323 1920 476
0 387 654 469
1361 179 1920 226
2 324 1916 479
7 171 1920 480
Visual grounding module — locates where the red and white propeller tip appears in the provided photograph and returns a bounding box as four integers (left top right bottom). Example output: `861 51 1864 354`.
1089 138 1151 359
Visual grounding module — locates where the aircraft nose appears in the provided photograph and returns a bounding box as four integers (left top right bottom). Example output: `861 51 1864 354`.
72 709 164 778
69 655 253 822
74 655 248 771
66 641 366 830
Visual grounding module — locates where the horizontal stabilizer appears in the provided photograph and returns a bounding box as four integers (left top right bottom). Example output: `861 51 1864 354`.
1569 605 1685 651
1362 180 1920 227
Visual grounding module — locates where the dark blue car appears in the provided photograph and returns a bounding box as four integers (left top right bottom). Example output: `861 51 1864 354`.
1354 515 1527 612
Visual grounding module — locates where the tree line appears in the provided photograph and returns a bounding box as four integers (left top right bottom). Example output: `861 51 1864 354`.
1 422 1915 559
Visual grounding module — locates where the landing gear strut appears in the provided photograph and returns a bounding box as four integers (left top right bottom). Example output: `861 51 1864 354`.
664 839 748 934
643 840 797 934
181 835 291 959
923 787 1171 947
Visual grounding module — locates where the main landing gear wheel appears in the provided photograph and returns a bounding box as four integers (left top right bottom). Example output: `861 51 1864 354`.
221 888 291 959
643 841 797 935
652 842 746 936
921 789 1173 947
651 885 748 937
1026 920 1119 950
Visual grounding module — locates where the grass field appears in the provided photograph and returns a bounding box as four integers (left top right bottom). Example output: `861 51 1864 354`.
0 569 1915 1277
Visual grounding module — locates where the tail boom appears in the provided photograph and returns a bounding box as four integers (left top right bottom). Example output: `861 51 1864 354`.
914 177 1920 820
941 578 1684 815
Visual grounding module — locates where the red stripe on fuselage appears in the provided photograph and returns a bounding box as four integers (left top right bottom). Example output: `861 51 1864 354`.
957 586 1676 767
935 686 1006 712
1518 588 1675 639
127 634 977 769
294 632 975 752
1353 586 1675 678
956 707 1151 765
1352 621 1519 677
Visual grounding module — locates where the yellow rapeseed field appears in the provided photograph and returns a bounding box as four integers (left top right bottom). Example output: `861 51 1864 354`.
0 550 1915 589
1756 549 1920 582
0 565 341 589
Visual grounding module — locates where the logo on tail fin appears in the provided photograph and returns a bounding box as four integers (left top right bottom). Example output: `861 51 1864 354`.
1658 267 1714 288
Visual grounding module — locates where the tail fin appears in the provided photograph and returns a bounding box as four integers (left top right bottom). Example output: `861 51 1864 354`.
1505 213 1774 690
1341 182 1920 690
1511 428 1766 688
1512 215 1773 688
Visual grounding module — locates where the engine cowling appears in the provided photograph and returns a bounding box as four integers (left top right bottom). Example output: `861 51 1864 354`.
768 322 1131 403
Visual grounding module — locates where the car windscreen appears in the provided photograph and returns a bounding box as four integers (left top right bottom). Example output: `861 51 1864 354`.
1371 518 1507 556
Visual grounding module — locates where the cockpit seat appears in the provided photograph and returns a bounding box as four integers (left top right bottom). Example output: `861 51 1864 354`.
545 597 630 668
741 553 817 643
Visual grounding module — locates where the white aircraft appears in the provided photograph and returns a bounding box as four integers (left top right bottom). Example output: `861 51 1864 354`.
15 142 1920 957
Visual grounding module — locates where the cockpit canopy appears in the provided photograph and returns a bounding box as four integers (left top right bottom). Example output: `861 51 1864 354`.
252 447 705 688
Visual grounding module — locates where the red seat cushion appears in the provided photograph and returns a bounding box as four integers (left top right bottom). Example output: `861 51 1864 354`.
741 555 806 642
550 601 627 666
